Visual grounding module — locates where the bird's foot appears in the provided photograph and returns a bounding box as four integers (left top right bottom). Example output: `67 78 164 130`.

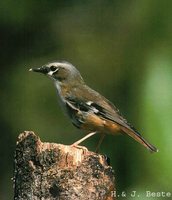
70 143 88 154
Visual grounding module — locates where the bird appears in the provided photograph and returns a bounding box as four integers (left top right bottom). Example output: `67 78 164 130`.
29 61 158 153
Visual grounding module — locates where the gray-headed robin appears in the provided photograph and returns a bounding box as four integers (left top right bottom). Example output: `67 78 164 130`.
29 61 158 153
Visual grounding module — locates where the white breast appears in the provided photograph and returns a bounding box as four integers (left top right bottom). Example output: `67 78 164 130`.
54 81 67 111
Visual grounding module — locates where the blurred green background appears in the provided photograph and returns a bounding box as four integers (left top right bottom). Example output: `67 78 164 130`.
0 1 172 199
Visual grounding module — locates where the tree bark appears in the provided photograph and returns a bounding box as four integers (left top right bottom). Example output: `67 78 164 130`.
13 131 116 200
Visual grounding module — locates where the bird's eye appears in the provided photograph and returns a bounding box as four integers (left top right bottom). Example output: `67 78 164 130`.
50 66 57 71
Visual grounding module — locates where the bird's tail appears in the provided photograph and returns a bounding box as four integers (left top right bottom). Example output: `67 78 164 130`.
121 126 158 153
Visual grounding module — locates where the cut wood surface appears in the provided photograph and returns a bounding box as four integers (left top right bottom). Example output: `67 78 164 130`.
13 131 116 200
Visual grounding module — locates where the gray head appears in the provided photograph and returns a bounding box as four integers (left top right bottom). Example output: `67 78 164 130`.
29 61 84 84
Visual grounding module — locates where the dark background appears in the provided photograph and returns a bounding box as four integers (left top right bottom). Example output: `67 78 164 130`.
0 1 172 199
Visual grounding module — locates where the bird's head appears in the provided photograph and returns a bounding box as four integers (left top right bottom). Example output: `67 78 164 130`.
29 61 84 85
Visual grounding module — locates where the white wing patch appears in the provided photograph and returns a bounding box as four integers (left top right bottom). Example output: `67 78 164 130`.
86 101 93 106
86 101 99 113
92 107 99 113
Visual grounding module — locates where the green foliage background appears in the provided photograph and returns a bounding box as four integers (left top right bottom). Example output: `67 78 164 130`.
0 1 172 199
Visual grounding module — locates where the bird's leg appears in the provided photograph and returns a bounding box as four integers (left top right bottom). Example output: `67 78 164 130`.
71 131 97 146
71 132 97 153
95 133 105 153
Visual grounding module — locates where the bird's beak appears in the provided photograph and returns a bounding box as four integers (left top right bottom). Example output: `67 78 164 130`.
29 66 49 74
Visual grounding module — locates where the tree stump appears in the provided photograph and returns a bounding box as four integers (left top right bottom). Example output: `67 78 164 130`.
13 131 116 200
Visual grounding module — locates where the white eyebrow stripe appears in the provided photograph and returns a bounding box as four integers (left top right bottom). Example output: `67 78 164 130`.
48 68 59 76
53 68 59 73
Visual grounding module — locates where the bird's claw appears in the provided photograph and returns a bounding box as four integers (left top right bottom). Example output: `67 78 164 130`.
70 144 88 154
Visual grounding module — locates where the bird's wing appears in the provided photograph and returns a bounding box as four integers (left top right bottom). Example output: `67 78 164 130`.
65 90 158 152
96 97 140 134
65 95 139 135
